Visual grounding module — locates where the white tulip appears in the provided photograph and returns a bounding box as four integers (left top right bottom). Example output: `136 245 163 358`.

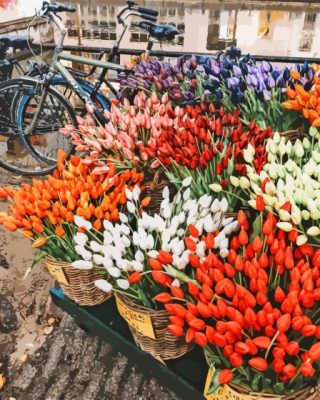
182 176 192 187
107 266 122 278
199 194 212 209
103 219 114 231
102 257 113 269
74 232 88 246
117 279 130 290
203 215 215 232
243 143 255 163
220 198 229 213
132 186 141 202
219 248 229 258
296 234 307 246
94 279 113 293
145 234 155 250
210 198 221 213
172 279 180 287
132 260 144 272
90 241 101 252
135 250 144 263
147 250 158 258
75 245 86 256
239 177 250 190
209 183 222 193
125 188 133 200
74 216 92 230
276 222 293 232
162 186 170 198
183 188 191 201
177 228 185 237
230 176 240 187
71 260 93 269
93 253 104 265
127 201 136 214
173 191 182 204
120 223 130 236
119 212 128 224
82 249 93 261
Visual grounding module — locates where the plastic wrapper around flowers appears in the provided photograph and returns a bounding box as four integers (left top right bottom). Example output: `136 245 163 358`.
1 47 320 397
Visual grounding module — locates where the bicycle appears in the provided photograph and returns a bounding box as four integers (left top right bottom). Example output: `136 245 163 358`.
0 1 178 175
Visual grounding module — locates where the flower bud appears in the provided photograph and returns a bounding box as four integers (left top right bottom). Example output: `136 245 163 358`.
311 209 320 220
291 210 301 225
279 209 291 221
296 235 308 246
248 199 257 209
309 126 318 137
265 181 276 195
285 140 293 156
276 222 293 232
312 150 320 163
239 177 250 189
294 139 304 158
301 210 310 220
303 137 311 150
269 164 278 179
230 176 239 187
285 159 297 173
273 132 281 144
209 183 222 193
307 226 320 236
243 144 255 163
278 141 287 156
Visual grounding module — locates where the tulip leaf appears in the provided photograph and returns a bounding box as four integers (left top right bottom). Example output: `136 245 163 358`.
208 368 221 394
250 374 261 391
23 250 48 280
273 382 286 395
250 214 261 241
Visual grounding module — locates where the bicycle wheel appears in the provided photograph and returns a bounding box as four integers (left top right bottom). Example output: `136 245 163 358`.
0 78 75 175
15 78 76 167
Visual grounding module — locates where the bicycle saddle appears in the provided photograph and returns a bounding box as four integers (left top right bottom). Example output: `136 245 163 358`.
0 35 34 50
138 21 179 41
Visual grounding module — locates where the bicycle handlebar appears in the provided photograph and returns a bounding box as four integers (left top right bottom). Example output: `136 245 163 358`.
136 7 158 17
41 1 76 15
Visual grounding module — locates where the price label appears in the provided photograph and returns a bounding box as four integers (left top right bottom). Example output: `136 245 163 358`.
46 263 69 286
204 368 261 400
116 296 155 339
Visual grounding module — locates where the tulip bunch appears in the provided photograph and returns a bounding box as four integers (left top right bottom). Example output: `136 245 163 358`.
151 209 320 395
91 178 238 308
0 150 143 267
283 68 320 128
117 57 201 106
158 103 272 207
61 92 170 171
231 130 320 243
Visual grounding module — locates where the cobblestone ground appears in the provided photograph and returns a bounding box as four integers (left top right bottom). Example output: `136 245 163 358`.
0 170 182 400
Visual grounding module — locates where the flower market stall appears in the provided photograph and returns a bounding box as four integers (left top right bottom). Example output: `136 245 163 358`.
0 47 319 399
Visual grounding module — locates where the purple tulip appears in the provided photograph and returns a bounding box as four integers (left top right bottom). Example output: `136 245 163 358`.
233 65 242 77
263 89 272 100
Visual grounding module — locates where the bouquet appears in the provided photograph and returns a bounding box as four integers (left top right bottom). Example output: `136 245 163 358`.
148 209 320 395
0 150 143 273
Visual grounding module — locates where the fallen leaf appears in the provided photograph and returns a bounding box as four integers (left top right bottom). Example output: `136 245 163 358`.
43 326 53 335
20 354 28 363
48 317 55 325
0 374 6 389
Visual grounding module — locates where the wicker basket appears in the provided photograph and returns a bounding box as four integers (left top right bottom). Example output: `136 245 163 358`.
143 167 176 215
44 256 111 306
115 294 192 360
280 127 303 140
227 383 320 400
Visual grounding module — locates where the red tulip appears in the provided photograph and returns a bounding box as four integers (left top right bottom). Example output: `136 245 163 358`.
248 357 268 371
218 369 233 385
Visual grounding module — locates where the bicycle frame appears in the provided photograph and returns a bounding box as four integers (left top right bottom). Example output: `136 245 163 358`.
27 11 129 130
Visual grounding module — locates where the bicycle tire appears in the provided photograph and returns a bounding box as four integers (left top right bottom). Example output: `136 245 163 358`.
0 78 75 176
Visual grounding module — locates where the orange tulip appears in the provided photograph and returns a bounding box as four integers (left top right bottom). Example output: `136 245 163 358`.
312 118 320 127
23 230 34 238
290 70 300 80
32 236 46 248
33 222 44 234
3 220 17 231
141 196 152 207
55 226 66 237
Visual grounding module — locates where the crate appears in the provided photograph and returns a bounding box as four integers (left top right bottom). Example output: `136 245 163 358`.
50 288 207 400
